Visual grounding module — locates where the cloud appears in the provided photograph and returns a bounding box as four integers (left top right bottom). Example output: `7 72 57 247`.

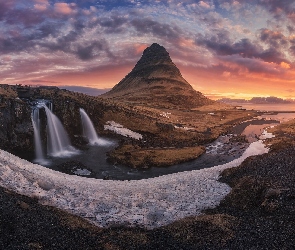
76 40 114 60
199 1 213 9
54 2 76 15
280 62 291 69
31 79 60 83
34 0 49 3
218 54 284 76
98 15 129 33
33 0 49 11
196 31 288 65
130 18 181 40
0 1 15 21
59 86 111 96
222 71 231 77
34 4 48 11
224 0 295 23
259 29 288 48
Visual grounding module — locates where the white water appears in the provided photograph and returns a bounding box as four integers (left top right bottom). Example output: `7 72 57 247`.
42 104 77 157
79 108 110 146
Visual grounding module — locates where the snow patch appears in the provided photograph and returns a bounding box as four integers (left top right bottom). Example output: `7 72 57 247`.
160 112 171 118
104 121 142 140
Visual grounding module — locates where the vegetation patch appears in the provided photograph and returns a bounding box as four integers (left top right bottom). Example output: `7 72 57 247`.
108 144 205 168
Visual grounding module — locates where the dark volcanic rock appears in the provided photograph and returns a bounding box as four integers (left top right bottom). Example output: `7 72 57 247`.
103 43 213 108
0 89 34 157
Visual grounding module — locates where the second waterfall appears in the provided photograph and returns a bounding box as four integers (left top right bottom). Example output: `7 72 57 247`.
79 108 110 146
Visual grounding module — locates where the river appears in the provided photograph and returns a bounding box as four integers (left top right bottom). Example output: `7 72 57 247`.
36 104 295 180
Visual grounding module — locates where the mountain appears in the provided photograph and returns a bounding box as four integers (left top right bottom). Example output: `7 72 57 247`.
102 43 213 109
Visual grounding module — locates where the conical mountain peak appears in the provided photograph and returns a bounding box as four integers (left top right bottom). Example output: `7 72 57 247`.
103 43 213 108
128 43 181 78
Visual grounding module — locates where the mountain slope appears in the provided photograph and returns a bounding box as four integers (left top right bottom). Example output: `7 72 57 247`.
102 43 213 109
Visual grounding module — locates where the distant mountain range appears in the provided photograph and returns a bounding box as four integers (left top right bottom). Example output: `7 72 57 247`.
219 97 295 104
59 86 111 96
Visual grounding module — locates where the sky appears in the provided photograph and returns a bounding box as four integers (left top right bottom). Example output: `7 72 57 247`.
1 0 295 100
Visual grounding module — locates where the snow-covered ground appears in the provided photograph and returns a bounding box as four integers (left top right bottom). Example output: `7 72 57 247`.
104 121 142 140
0 138 268 229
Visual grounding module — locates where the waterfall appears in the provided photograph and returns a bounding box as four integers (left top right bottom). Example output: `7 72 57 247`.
79 108 110 146
48 102 53 111
42 104 76 157
31 107 47 164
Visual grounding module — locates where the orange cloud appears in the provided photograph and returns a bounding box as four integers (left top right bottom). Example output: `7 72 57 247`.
222 71 231 77
280 62 291 69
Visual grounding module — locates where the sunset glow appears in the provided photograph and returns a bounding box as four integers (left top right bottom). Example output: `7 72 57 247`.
1 0 295 99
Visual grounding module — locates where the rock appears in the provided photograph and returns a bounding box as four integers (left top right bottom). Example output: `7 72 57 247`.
17 201 30 210
56 160 95 177
264 188 284 198
156 122 174 132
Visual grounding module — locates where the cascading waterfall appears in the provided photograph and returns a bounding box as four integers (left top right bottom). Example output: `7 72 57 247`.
79 108 110 145
31 107 47 164
42 104 77 157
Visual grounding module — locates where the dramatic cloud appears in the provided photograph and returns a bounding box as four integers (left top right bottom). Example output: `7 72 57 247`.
1 0 295 99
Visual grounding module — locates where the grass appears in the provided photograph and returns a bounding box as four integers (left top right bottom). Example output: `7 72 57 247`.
109 145 205 168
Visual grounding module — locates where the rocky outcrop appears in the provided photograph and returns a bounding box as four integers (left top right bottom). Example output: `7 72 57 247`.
0 85 109 157
0 90 34 157
102 43 213 109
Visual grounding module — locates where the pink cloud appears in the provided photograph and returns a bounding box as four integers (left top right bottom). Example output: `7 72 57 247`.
199 1 211 9
34 4 48 11
54 2 75 15
33 0 49 11
34 0 49 3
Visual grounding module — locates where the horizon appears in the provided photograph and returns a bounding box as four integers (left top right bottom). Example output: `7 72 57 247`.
10 83 295 101
1 1 295 100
